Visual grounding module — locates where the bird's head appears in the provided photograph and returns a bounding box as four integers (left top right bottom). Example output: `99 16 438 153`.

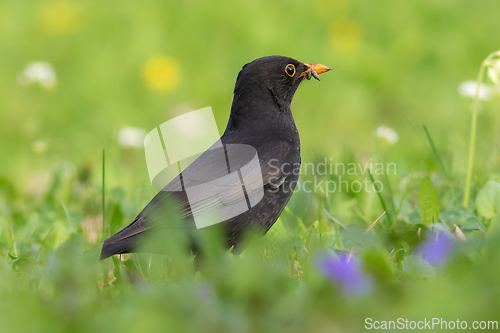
233 56 330 113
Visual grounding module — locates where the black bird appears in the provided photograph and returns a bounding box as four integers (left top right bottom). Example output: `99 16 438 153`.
100 56 330 260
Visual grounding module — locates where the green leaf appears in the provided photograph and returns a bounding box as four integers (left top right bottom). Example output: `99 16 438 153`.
418 177 440 226
9 256 41 276
440 210 459 226
475 180 500 219
108 203 124 234
361 248 396 282
305 225 317 253
408 211 422 225
402 255 437 280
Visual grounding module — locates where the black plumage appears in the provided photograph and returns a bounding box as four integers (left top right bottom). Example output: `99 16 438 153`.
100 56 330 260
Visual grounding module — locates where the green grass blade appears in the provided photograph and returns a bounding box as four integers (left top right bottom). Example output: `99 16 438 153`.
423 125 450 180
59 196 76 233
368 169 392 226
322 206 347 229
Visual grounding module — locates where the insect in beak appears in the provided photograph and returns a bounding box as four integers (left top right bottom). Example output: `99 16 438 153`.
300 63 331 81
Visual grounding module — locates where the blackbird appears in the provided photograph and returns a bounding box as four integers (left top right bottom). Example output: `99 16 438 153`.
100 56 330 260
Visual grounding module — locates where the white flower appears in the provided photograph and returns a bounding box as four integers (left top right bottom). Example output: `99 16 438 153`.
168 103 206 137
118 126 146 148
458 80 493 101
487 59 500 86
375 125 398 144
174 109 207 137
17 62 57 89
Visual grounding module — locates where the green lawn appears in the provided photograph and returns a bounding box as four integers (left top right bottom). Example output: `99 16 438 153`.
1 0 500 332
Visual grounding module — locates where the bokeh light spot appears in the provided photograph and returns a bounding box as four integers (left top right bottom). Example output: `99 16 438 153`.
142 56 180 92
39 0 80 35
328 18 363 53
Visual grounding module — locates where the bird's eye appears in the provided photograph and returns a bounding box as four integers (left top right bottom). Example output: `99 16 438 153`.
285 64 295 77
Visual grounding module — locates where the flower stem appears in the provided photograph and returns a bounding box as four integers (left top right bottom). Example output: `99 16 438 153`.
463 51 500 207
102 147 106 239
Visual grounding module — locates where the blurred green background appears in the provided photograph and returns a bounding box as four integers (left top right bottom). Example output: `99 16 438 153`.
1 0 500 332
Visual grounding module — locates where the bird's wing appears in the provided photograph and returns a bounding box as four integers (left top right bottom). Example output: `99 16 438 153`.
180 159 283 218
101 146 284 257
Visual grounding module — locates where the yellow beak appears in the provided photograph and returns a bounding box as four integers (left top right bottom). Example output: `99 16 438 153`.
300 63 331 81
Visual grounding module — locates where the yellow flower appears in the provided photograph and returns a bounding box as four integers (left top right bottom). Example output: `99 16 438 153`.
142 56 180 92
39 0 80 35
328 18 363 53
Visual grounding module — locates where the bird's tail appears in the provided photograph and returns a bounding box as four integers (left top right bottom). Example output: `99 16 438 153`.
99 237 136 260
99 216 150 260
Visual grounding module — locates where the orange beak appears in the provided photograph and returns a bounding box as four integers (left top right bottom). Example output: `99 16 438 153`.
300 63 331 81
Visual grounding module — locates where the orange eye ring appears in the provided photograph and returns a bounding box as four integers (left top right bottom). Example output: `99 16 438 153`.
285 64 296 77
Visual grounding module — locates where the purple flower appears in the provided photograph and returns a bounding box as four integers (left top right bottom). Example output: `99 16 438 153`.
316 254 373 295
419 231 454 265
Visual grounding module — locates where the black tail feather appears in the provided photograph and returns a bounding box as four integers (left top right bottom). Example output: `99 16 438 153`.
99 238 135 260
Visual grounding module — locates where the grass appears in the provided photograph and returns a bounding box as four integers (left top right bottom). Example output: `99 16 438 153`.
1 0 500 332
